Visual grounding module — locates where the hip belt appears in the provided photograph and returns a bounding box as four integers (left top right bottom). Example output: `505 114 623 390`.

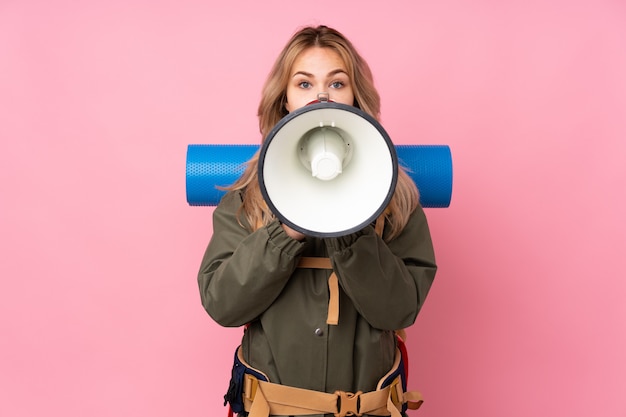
226 346 423 417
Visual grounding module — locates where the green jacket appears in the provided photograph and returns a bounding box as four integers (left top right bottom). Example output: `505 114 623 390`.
198 189 437 398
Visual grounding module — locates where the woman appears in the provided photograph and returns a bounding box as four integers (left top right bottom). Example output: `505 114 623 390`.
198 25 437 417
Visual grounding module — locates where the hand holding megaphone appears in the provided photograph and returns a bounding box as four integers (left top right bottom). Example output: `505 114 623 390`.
281 223 306 241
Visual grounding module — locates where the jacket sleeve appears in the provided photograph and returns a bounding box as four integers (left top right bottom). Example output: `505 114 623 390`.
324 205 437 330
197 191 306 327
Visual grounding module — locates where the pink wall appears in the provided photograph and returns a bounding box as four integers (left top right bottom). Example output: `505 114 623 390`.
1 0 625 416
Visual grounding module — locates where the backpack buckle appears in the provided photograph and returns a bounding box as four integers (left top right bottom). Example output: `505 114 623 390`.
334 390 363 417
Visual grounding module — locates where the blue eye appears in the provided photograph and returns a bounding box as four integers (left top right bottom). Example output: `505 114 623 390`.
299 81 311 89
330 81 344 89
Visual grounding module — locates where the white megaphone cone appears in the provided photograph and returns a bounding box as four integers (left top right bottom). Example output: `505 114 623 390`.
258 100 398 238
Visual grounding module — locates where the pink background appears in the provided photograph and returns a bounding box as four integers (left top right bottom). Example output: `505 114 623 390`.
1 0 625 416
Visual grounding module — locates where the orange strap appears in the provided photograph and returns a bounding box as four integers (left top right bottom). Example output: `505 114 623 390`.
244 375 405 417
297 257 339 325
297 257 332 269
326 272 339 325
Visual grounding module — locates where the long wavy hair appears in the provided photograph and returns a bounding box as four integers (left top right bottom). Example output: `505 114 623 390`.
227 25 419 240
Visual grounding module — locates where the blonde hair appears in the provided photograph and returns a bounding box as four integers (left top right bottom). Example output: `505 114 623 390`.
228 25 419 240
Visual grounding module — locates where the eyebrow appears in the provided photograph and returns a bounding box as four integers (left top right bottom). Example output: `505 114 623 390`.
292 69 348 78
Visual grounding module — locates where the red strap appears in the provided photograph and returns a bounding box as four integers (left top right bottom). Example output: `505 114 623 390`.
397 334 409 382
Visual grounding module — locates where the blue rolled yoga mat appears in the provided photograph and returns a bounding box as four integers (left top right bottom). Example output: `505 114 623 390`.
186 144 453 208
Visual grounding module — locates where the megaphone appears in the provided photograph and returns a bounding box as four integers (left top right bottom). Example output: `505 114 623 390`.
258 101 397 237
186 103 453 237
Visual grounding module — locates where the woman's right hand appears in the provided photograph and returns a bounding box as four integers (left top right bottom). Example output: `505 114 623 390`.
281 223 306 241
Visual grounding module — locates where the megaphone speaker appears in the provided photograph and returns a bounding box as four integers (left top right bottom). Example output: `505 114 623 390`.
258 101 398 238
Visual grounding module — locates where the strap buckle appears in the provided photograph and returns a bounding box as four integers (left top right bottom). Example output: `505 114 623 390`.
244 374 260 402
334 390 363 417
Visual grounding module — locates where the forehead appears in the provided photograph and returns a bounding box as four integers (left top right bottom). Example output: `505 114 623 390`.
290 47 347 74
